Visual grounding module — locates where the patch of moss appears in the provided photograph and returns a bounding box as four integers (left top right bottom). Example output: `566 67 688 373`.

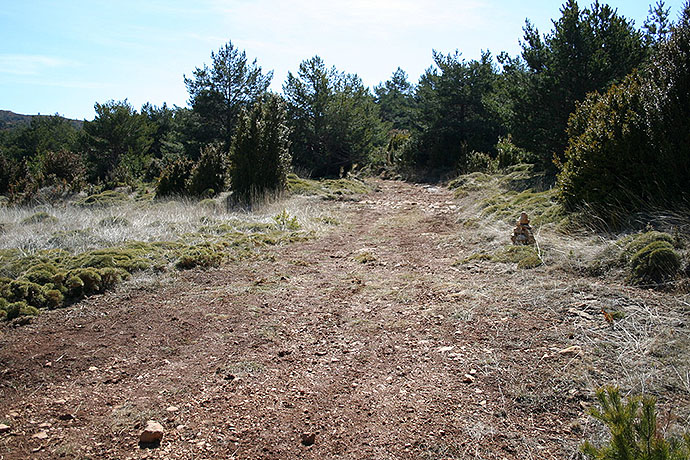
287 173 370 198
47 229 102 249
313 216 340 225
21 212 58 225
98 216 131 227
1 211 314 320
481 188 564 227
494 245 543 269
23 263 59 285
44 289 64 309
448 172 493 192
619 231 676 264
175 245 223 269
454 253 493 265
354 251 377 264
76 190 129 207
587 231 682 287
627 240 681 286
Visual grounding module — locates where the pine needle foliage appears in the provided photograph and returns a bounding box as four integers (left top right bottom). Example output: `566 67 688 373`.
582 386 690 460
229 93 291 204
186 143 228 197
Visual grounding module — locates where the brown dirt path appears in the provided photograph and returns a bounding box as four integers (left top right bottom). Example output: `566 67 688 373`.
0 180 686 459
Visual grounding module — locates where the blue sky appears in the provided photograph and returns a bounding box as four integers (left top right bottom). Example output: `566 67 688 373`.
1 0 685 120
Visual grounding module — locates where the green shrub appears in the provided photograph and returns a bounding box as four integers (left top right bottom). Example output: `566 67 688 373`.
582 386 690 459
39 149 86 190
465 151 498 173
559 13 690 224
496 135 536 169
273 210 300 231
229 94 291 204
627 240 681 286
558 75 651 222
620 231 676 261
186 144 227 197
21 212 58 225
156 157 193 197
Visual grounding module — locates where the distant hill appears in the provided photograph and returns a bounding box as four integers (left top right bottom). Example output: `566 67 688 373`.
0 110 83 131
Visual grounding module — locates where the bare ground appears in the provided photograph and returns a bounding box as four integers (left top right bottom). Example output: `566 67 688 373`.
1 180 688 459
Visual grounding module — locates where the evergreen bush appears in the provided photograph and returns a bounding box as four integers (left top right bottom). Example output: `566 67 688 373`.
186 143 227 197
229 94 291 205
559 9 690 223
39 149 86 190
582 386 690 459
155 157 193 197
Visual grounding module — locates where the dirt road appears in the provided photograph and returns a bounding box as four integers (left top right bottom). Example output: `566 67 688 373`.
1 180 686 459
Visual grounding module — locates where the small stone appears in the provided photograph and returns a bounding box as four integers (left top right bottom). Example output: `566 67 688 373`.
139 420 164 446
53 399 67 405
166 406 179 413
88 366 98 371
8 411 19 418
300 432 316 446
0 424 10 434
38 422 51 429
32 430 49 440
462 374 476 383
558 345 583 356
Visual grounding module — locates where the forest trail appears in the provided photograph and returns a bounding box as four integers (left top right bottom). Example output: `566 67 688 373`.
0 180 683 459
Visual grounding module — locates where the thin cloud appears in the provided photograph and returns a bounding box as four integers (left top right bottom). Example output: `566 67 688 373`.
0 54 77 76
209 0 490 38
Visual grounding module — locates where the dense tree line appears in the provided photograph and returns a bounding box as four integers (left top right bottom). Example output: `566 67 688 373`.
0 0 687 220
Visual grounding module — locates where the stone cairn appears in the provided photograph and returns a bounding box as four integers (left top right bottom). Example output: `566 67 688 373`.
511 212 535 245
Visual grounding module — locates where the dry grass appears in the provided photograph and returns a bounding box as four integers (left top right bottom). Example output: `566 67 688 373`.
448 166 690 438
0 194 333 255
